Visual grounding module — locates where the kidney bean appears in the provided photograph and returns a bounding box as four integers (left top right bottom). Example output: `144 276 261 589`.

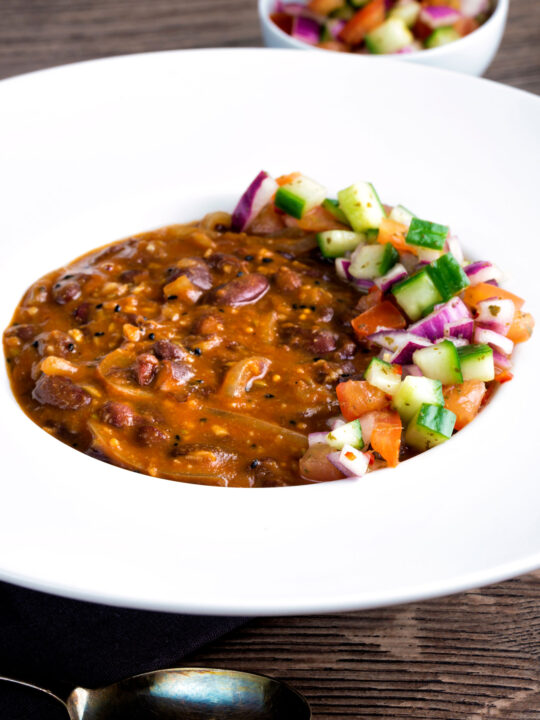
212 273 270 307
136 425 169 447
37 330 76 358
206 253 244 274
32 374 91 410
309 330 338 355
157 360 194 392
8 324 36 342
133 353 159 386
52 280 81 305
275 266 302 292
248 457 285 488
73 302 91 324
167 258 212 290
100 401 135 428
152 340 186 361
119 268 148 284
191 313 223 336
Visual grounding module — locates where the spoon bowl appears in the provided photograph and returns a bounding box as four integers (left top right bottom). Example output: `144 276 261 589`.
2 668 311 720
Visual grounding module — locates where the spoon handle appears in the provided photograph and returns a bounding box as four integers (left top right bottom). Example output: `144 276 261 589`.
0 675 70 715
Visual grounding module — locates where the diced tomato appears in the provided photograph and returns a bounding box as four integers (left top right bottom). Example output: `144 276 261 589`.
370 411 402 467
308 0 345 14
453 16 479 36
351 301 407 339
285 205 349 232
354 286 383 314
443 380 486 431
507 310 535 344
270 13 293 34
339 0 385 45
276 171 301 187
336 380 389 421
463 283 525 311
494 369 514 384
377 218 418 256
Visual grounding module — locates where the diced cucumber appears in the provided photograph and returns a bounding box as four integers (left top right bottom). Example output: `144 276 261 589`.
457 344 495 382
337 181 386 232
322 198 349 225
427 252 470 301
317 230 365 259
406 217 449 250
392 376 444 424
275 175 326 219
331 4 354 18
349 243 397 279
391 268 443 321
389 1 421 27
366 228 380 243
425 27 460 49
412 340 463 385
416 247 443 263
389 204 416 227
365 17 414 54
327 419 364 450
365 358 402 396
405 403 456 451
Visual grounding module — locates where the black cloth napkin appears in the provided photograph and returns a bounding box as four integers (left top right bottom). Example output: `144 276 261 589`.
0 580 247 719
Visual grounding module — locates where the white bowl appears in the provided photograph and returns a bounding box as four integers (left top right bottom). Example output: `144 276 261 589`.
258 0 508 75
1 49 540 615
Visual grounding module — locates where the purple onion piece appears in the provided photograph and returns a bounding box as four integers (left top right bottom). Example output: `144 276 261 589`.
460 0 489 17
327 416 346 431
419 5 462 27
335 258 352 282
446 235 464 265
402 364 423 378
476 298 515 335
464 261 503 286
328 448 369 478
292 15 320 44
325 18 346 39
374 263 408 294
493 349 512 370
231 171 278 232
368 329 412 353
308 431 330 447
389 336 432 365
351 277 375 293
437 336 469 348
408 297 471 341
444 318 474 341
474 326 514 356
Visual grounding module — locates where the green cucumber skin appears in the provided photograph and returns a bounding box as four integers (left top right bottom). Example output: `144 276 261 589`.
425 27 460 49
406 217 449 250
365 357 402 395
275 187 305 219
392 376 444 424
405 403 456 451
327 419 364 451
322 198 349 225
317 230 364 259
413 340 463 385
392 269 443 321
365 17 414 54
338 182 386 232
380 243 399 275
427 252 470 301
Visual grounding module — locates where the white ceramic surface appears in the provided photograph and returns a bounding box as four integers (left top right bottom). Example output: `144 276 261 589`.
259 0 508 76
1 49 539 615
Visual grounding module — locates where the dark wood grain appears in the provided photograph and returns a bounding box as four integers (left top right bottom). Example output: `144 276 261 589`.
2 1 540 717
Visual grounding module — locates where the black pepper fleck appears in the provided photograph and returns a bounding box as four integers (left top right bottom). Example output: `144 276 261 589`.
95 303 103 309
94 332 105 337
167 295 178 300
32 340 39 349
262 257 273 264
192 348 202 356
175 434 180 440
264 393 275 399
114 304 121 312
250 459 260 469
199 417 207 423
289 419 297 425
148 333 155 340
67 343 75 352
236 271 244 277
244 255 254 261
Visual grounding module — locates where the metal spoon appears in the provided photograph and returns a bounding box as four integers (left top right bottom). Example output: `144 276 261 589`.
0 667 311 719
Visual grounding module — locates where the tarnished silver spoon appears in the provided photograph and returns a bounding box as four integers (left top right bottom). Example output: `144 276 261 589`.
0 667 311 719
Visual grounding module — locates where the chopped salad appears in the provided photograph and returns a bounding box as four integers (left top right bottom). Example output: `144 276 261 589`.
232 170 534 482
270 0 493 54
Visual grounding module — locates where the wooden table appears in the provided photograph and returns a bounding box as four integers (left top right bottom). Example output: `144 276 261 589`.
2 1 540 717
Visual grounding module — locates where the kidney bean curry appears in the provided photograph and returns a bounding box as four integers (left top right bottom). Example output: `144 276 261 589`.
3 172 534 487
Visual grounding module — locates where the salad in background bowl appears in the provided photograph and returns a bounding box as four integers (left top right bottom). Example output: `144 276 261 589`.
258 0 508 74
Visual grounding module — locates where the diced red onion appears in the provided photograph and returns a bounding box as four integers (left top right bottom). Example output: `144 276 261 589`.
351 277 375 293
493 349 512 370
446 234 464 265
357 411 379 447
308 431 330 447
444 318 474 341
231 171 278 232
476 298 515 336
335 258 352 282
464 261 503 286
374 263 408 293
419 5 461 28
474 326 514 356
327 416 346 431
292 15 320 44
328 445 369 478
395 45 416 54
276 1 319 18
409 297 471 341
460 0 489 17
368 329 412 352
437 336 468 348
390 335 432 364
400 252 420 274
402 364 423 378
325 18 346 39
